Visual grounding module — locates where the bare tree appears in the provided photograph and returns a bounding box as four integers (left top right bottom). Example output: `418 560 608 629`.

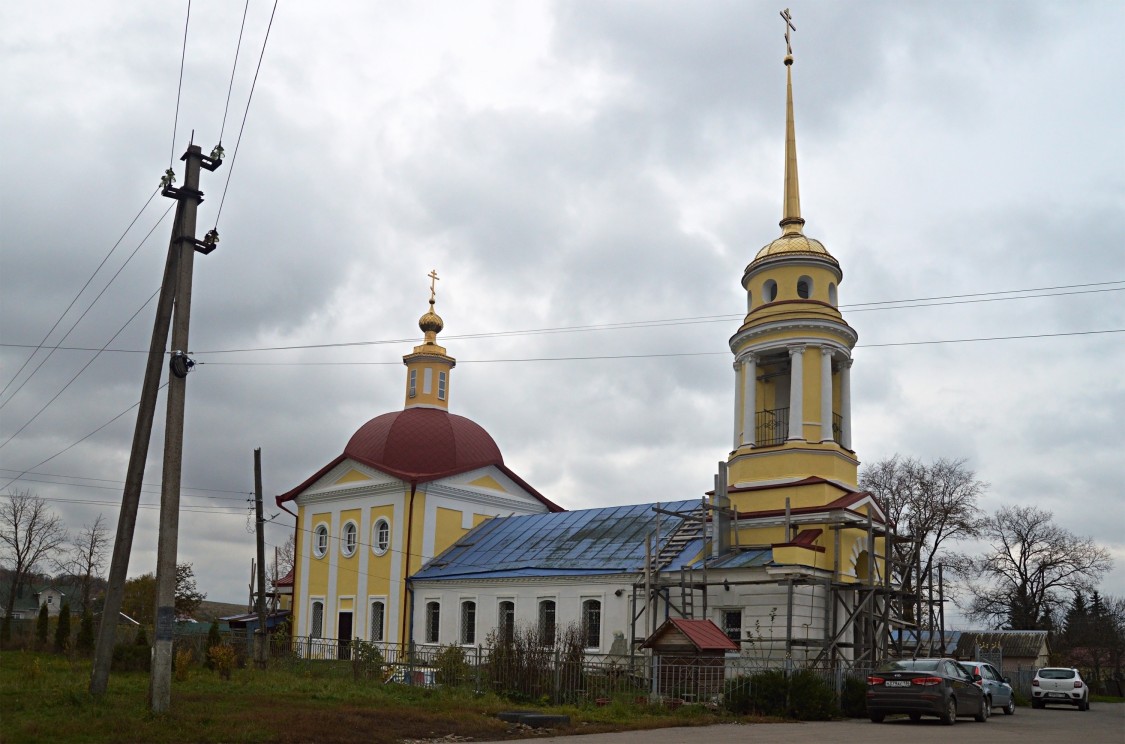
859 455 986 621
277 532 295 579
952 505 1113 630
61 514 109 613
0 490 68 618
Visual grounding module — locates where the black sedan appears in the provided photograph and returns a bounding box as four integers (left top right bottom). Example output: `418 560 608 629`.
867 658 988 724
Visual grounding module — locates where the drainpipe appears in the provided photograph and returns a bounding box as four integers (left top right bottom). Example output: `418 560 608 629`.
400 481 418 647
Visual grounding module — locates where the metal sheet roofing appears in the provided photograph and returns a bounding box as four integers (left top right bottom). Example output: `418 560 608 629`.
706 549 774 569
413 499 701 581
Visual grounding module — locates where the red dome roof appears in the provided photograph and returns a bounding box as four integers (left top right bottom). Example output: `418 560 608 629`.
344 407 503 480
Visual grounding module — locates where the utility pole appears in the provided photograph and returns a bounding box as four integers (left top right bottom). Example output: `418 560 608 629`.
254 447 268 668
149 143 221 713
90 145 221 697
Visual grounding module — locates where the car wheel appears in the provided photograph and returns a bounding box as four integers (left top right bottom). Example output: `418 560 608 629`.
941 697 957 725
974 696 990 722
869 712 885 723
1080 697 1089 711
1003 697 1015 715
909 712 922 722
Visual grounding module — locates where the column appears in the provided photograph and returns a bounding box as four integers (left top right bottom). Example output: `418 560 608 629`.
840 358 853 450
787 345 805 441
742 354 757 446
732 360 743 451
820 347 834 443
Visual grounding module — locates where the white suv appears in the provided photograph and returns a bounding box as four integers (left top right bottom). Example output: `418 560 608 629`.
1031 667 1090 710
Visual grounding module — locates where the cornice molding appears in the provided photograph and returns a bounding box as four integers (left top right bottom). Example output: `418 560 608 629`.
730 318 858 353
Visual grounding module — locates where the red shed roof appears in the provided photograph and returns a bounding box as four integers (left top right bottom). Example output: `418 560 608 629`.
642 618 739 652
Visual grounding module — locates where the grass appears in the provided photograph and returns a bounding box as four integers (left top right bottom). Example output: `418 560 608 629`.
0 651 746 743
1090 694 1124 704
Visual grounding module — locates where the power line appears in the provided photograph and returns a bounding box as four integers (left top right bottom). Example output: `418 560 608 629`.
214 0 278 229
0 469 249 500
169 0 192 169
0 491 245 516
0 288 161 453
0 189 161 400
0 383 168 493
217 0 250 145
0 204 174 411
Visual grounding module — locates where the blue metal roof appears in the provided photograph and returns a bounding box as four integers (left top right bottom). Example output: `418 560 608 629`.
704 548 773 569
413 499 701 581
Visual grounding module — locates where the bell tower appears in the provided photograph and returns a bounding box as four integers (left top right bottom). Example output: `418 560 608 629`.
403 270 456 410
726 18 859 494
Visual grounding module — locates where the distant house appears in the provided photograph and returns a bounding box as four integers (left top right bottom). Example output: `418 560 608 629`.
1 584 72 619
952 630 1050 674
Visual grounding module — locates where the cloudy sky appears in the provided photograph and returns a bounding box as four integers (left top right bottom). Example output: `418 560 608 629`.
2 1 1122 615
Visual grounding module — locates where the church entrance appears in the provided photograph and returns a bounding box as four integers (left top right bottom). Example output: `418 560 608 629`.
338 612 353 660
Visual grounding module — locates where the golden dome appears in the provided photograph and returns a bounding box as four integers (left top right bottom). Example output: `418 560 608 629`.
752 232 838 265
419 300 444 335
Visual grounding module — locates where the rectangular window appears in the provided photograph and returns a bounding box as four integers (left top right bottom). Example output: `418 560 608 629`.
721 610 742 642
538 600 556 646
438 371 447 400
498 600 515 645
370 600 385 642
310 600 324 638
423 367 433 394
408 370 417 398
425 601 440 644
581 599 601 650
460 601 476 645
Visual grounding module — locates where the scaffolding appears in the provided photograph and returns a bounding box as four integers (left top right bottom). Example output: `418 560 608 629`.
629 503 947 670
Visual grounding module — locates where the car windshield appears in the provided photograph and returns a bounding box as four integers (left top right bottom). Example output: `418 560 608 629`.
1039 669 1076 679
877 659 941 672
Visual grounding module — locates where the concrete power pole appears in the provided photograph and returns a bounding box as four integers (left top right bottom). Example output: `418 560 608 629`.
90 145 221 697
149 143 221 713
254 447 268 668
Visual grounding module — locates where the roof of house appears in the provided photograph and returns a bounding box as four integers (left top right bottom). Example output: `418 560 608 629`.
953 630 1049 659
277 407 561 512
412 499 702 581
642 618 739 652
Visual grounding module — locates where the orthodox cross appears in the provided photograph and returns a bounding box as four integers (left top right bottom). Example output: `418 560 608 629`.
780 8 796 56
428 269 440 302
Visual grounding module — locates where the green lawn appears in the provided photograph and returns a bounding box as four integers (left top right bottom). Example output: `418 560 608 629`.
0 651 736 744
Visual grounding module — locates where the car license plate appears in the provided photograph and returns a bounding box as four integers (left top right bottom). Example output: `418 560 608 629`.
1048 693 1067 698
885 680 910 687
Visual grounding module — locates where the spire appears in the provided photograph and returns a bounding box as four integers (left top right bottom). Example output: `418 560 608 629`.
403 269 455 410
779 8 805 236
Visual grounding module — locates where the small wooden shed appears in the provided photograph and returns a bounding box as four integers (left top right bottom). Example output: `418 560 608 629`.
642 618 738 700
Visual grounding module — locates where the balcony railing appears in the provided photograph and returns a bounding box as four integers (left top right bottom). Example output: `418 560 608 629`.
755 407 789 446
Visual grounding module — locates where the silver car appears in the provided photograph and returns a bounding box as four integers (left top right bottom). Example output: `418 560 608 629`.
961 660 1016 715
1032 667 1090 710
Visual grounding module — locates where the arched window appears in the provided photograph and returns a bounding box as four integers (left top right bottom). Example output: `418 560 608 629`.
460 600 476 645
538 599 557 646
314 525 329 558
370 600 385 641
498 600 515 645
425 601 440 644
341 521 358 557
408 369 417 398
438 371 448 400
372 518 390 555
581 599 601 649
828 282 838 307
856 551 871 582
797 276 812 299
310 600 324 638
763 279 778 303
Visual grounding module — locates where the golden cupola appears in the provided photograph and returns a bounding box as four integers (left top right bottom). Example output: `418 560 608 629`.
403 271 456 410
725 26 860 490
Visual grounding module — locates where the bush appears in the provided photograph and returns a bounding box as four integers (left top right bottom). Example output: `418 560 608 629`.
729 669 839 720
54 602 71 653
351 639 387 681
134 626 148 647
206 620 222 668
76 609 95 654
36 605 49 648
208 643 237 680
839 676 867 717
112 643 151 672
174 647 194 681
434 644 471 686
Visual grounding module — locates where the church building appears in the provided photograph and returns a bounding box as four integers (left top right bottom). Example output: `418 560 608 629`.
280 26 893 665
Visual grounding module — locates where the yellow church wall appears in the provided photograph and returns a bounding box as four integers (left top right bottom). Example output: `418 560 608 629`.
305 509 332 598
365 504 396 599
803 346 821 441
472 513 492 527
729 480 841 513
435 506 468 557
745 264 842 312
728 445 858 488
